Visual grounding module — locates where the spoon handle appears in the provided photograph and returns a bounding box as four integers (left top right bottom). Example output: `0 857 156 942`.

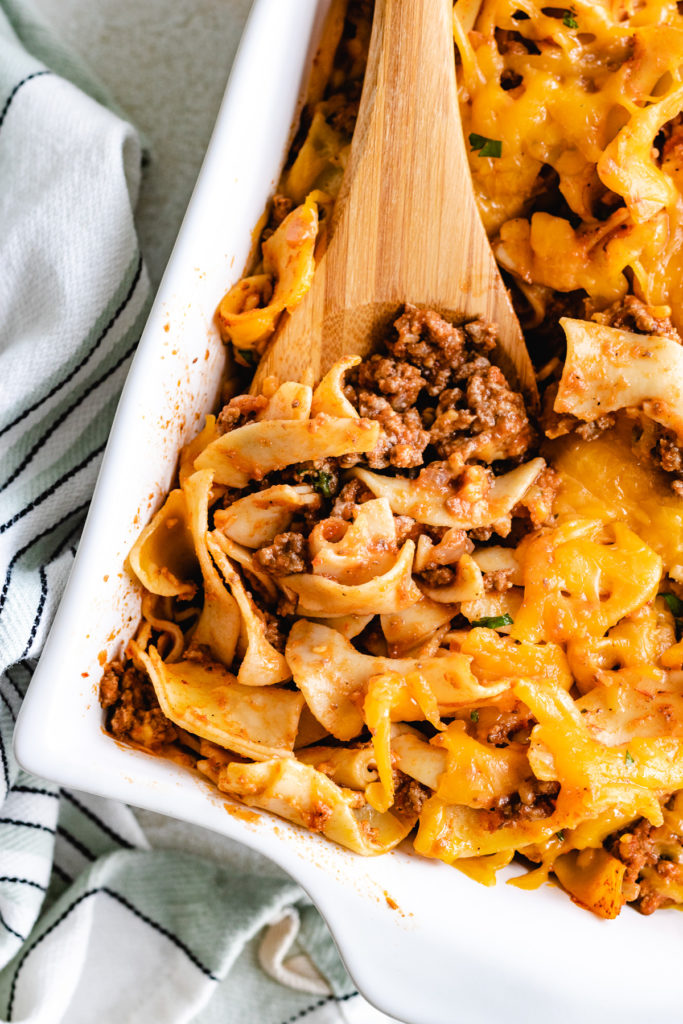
254 0 536 402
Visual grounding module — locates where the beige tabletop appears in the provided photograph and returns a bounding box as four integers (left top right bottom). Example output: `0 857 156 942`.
33 0 254 288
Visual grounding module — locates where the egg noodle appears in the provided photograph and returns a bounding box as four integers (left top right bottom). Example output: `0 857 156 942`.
100 1 683 918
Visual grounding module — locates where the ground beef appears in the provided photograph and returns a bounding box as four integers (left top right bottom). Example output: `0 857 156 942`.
330 478 373 519
463 318 499 352
481 703 534 746
430 364 534 464
183 643 214 663
418 566 457 587
276 591 299 618
270 193 294 228
638 861 683 914
355 354 425 411
468 526 495 542
597 294 682 342
608 820 659 903
255 531 309 575
510 465 560 530
357 392 429 468
606 816 683 913
484 780 560 830
100 661 177 750
100 665 122 709
345 305 533 474
654 428 683 495
392 771 430 818
575 416 617 441
216 394 268 434
326 81 362 136
388 304 478 397
263 610 286 652
393 515 424 545
541 380 616 441
261 194 295 240
657 431 683 475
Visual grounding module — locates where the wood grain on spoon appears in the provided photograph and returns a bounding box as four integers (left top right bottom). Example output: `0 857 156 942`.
253 0 536 403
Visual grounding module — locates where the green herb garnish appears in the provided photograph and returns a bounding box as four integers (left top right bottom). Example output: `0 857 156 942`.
472 613 513 629
235 346 258 366
469 133 502 159
470 709 480 723
660 593 683 638
555 830 566 842
303 469 334 498
562 10 578 28
661 592 683 616
625 750 635 766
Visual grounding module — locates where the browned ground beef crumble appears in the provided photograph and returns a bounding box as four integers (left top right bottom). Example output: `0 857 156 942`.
393 772 430 818
607 819 679 915
100 662 177 749
216 394 268 434
343 304 535 472
254 532 310 576
598 294 680 341
267 193 294 230
484 779 560 831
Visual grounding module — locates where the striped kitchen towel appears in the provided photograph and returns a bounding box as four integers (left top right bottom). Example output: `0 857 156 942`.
0 2 396 1022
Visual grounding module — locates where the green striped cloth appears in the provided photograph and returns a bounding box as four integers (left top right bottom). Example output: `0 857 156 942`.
0 3 394 1021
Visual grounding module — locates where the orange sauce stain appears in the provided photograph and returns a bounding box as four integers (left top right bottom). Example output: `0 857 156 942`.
223 801 261 825
383 890 404 915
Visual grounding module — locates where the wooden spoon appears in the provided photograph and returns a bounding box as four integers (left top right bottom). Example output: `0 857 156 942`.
253 0 536 402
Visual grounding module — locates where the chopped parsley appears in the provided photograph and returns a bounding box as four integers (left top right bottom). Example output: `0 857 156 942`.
624 750 635 766
555 830 566 842
469 133 502 159
470 709 480 723
562 9 578 28
234 347 258 366
303 469 335 498
472 613 513 629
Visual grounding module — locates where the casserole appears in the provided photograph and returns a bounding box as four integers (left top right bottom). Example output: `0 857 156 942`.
14 2 683 1021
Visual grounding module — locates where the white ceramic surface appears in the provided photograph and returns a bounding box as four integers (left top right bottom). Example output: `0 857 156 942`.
14 3 683 1022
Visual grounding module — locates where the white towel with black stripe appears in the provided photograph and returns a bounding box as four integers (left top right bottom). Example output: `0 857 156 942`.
0 2 398 1022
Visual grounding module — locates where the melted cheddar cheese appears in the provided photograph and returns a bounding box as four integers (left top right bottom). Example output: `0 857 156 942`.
455 1 683 328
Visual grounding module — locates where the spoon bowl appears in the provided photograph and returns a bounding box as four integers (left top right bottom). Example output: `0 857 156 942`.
253 0 536 401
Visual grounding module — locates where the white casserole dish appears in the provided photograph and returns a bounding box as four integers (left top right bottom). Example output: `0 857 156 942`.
14 2 683 1021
